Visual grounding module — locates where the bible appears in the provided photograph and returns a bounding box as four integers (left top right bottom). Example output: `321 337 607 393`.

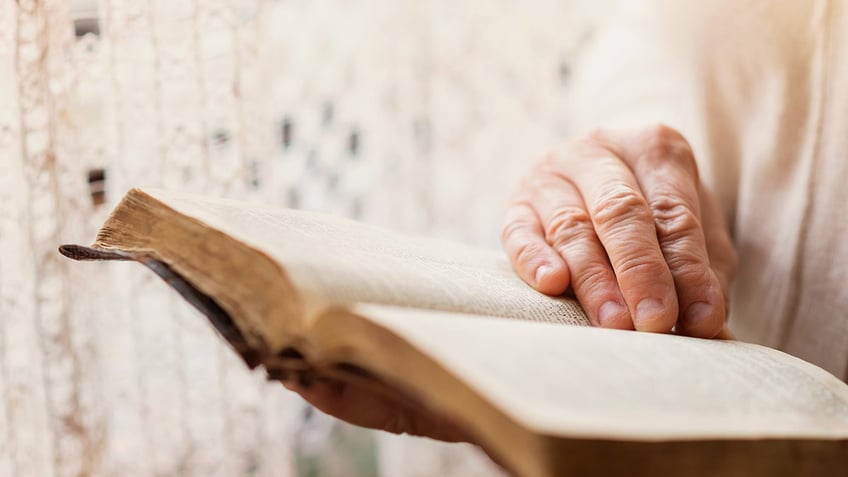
60 188 848 476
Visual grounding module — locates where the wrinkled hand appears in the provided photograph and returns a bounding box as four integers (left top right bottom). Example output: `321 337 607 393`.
283 124 737 448
502 125 737 337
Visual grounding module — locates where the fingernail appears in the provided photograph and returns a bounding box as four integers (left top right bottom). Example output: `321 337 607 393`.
684 302 713 327
534 265 553 286
598 301 627 327
635 298 665 327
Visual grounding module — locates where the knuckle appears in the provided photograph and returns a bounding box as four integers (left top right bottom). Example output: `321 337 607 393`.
530 174 561 192
665 251 711 282
513 241 547 268
509 175 536 201
584 127 611 145
650 195 702 243
505 191 524 208
532 149 561 173
500 217 526 245
571 265 611 295
640 123 697 172
643 123 686 150
564 129 612 159
645 122 682 138
614 253 666 280
544 206 593 248
590 186 652 233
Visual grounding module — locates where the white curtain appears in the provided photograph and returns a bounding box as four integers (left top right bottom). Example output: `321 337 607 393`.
0 0 607 475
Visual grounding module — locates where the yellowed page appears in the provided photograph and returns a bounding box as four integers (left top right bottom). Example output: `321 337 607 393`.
140 188 588 326
354 303 848 441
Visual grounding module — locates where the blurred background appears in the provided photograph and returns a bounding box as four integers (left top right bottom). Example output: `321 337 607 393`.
0 0 610 475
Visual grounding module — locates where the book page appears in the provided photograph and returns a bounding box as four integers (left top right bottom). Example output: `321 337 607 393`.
142 189 589 326
355 304 848 440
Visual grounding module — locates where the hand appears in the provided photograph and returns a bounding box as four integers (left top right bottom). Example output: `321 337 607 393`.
502 125 737 338
282 373 471 443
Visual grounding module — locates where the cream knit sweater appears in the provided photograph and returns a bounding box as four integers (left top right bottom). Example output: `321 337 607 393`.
570 0 848 380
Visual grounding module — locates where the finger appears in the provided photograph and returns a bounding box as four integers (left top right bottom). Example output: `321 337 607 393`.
551 141 679 333
714 326 735 340
283 378 468 442
608 126 725 337
699 182 738 339
501 200 570 295
284 379 409 432
529 175 632 329
698 183 738 308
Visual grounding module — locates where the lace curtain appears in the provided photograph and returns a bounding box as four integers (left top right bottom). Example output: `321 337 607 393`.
0 0 606 475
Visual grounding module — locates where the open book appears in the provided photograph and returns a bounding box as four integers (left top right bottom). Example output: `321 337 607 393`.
60 188 848 476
